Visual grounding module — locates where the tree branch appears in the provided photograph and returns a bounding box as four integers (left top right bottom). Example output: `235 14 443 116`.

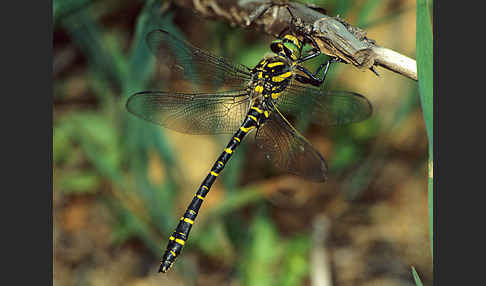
174 0 417 81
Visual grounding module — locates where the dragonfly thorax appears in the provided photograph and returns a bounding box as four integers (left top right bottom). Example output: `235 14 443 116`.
250 56 293 101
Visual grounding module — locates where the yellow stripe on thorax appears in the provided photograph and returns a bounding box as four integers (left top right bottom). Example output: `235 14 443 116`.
272 71 292 82
251 106 263 114
267 62 284 68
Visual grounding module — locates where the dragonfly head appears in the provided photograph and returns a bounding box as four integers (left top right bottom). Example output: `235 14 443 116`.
270 34 302 61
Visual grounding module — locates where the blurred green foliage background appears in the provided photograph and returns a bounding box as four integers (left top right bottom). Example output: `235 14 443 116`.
53 0 432 285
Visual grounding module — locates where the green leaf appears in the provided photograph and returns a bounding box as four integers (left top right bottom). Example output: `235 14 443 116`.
61 10 124 87
278 236 311 286
53 121 74 164
124 1 179 93
75 113 122 172
122 0 179 178
240 211 280 286
417 0 433 141
53 0 91 25
196 220 234 260
417 0 434 258
58 171 101 194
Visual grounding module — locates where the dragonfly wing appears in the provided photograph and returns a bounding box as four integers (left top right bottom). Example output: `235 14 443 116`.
146 29 252 91
255 108 328 181
126 90 251 134
277 84 372 126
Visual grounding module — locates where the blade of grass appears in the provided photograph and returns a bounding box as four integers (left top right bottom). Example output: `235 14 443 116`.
53 0 93 26
124 1 179 175
58 0 180 250
74 119 166 250
240 209 280 286
417 0 433 258
61 10 123 89
278 236 311 286
121 0 182 233
195 220 235 261
411 266 424 286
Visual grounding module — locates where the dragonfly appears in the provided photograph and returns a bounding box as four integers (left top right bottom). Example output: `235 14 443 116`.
126 29 372 273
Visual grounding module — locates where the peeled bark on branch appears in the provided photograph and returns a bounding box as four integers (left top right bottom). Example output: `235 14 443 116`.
174 0 417 81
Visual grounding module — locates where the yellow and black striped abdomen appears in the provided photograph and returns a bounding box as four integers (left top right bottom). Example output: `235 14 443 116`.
159 103 266 273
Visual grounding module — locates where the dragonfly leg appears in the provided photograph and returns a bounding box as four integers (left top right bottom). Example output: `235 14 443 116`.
294 57 344 87
297 48 321 64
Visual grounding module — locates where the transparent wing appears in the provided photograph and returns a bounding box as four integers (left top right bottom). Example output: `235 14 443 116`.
277 83 372 126
255 108 328 182
126 90 251 134
146 29 252 90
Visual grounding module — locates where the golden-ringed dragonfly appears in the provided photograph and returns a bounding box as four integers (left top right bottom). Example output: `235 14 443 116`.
126 29 372 273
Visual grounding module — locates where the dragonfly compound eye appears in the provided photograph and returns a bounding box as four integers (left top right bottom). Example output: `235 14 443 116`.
270 38 300 60
270 40 285 55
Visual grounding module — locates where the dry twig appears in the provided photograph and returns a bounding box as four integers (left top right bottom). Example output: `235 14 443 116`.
174 0 417 80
